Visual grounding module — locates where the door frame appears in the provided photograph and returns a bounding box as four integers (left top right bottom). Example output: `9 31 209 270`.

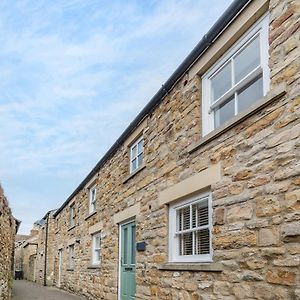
118 218 136 300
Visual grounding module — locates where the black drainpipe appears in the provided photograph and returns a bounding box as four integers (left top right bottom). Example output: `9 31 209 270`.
44 212 50 286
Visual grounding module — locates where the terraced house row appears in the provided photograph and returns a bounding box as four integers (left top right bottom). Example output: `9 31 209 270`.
20 0 300 299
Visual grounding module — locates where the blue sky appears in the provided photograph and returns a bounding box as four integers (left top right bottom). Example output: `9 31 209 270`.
0 0 232 234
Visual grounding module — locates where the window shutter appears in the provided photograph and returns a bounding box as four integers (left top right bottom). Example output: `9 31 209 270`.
175 196 210 257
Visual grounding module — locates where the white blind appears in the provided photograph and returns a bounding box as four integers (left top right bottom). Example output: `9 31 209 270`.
176 198 210 256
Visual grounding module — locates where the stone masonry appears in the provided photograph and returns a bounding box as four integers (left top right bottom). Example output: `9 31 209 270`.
23 0 300 299
18 211 56 285
0 185 18 300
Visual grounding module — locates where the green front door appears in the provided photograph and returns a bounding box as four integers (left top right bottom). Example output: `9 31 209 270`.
120 221 136 299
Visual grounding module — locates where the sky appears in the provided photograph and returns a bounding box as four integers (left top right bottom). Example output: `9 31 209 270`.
0 0 232 234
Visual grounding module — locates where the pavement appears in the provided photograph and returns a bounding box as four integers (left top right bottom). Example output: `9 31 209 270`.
13 280 86 300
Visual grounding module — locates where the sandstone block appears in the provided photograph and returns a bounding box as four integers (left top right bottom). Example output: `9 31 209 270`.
258 228 279 246
256 196 281 217
214 231 257 250
241 271 263 281
227 202 253 223
214 207 225 225
284 189 300 211
233 169 253 181
266 269 296 286
273 256 300 267
281 222 300 242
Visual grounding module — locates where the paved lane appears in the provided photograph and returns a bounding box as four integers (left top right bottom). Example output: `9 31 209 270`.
13 280 86 300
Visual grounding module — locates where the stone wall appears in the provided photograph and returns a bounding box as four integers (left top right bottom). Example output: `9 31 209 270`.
21 213 56 286
14 234 32 273
33 0 300 299
0 185 16 300
34 212 55 286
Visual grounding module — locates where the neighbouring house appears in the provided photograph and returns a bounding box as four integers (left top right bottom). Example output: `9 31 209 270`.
14 234 31 274
0 184 19 300
18 211 56 285
23 0 300 299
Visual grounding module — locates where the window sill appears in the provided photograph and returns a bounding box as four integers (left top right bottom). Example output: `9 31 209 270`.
84 211 97 221
188 82 286 153
68 225 76 232
87 265 100 270
123 165 146 184
158 262 222 272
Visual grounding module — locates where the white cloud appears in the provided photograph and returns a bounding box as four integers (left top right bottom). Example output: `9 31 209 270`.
0 0 232 233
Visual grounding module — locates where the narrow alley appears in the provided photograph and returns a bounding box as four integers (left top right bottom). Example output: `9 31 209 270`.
13 280 86 300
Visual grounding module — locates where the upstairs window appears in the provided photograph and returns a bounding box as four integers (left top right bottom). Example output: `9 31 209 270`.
92 232 101 265
130 137 144 173
68 244 75 269
70 204 75 227
169 193 212 263
89 185 97 214
202 14 269 135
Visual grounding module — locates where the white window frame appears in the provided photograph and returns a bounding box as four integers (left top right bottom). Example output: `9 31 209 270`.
70 204 75 227
169 192 212 263
89 184 97 214
130 136 144 173
68 244 75 269
92 232 101 265
202 13 270 136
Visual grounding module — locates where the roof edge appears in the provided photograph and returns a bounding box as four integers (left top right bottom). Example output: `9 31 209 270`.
53 0 251 217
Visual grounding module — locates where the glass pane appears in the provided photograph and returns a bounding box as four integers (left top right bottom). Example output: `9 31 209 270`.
131 145 137 158
96 249 101 261
197 199 209 227
211 62 232 101
214 96 235 128
234 36 260 83
131 158 137 171
179 232 193 255
137 139 144 154
123 228 127 264
196 228 210 255
137 153 143 167
178 206 190 231
131 225 136 265
192 206 197 228
96 236 101 248
91 189 96 201
238 75 263 112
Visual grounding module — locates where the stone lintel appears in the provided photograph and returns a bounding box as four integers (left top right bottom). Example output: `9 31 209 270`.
158 163 221 206
113 203 140 224
88 222 103 235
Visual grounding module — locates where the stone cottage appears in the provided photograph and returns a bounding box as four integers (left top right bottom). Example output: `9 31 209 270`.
16 211 56 285
25 0 300 299
14 234 31 275
0 184 19 300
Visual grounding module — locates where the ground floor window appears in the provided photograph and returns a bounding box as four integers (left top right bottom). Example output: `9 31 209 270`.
169 192 212 262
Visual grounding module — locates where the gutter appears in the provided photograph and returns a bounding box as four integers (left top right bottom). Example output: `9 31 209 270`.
53 0 251 217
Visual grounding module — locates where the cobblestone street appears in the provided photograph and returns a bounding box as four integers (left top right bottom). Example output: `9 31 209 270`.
13 280 85 300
